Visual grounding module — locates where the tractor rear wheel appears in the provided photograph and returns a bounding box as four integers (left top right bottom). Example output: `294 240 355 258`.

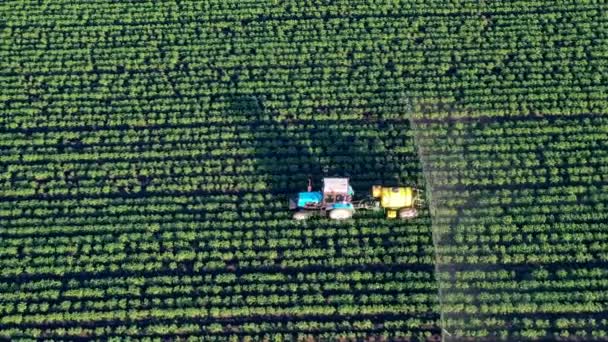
293 211 312 220
399 208 418 219
329 208 353 220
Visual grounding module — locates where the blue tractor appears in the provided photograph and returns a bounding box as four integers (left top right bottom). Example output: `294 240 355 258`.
289 177 366 220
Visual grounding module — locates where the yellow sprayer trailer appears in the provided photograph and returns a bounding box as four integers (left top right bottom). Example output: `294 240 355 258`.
370 185 420 219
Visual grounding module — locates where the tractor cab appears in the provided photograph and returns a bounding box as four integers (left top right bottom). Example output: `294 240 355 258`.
321 177 354 205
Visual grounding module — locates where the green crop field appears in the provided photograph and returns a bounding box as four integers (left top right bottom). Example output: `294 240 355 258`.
0 0 607 341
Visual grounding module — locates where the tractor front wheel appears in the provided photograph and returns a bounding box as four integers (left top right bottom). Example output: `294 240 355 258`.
399 208 418 219
329 208 353 220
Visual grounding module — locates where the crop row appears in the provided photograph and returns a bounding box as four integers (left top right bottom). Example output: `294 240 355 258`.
1 1 605 133
3 0 607 340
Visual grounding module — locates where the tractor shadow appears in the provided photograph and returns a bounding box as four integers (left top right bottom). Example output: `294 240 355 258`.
225 94 422 204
